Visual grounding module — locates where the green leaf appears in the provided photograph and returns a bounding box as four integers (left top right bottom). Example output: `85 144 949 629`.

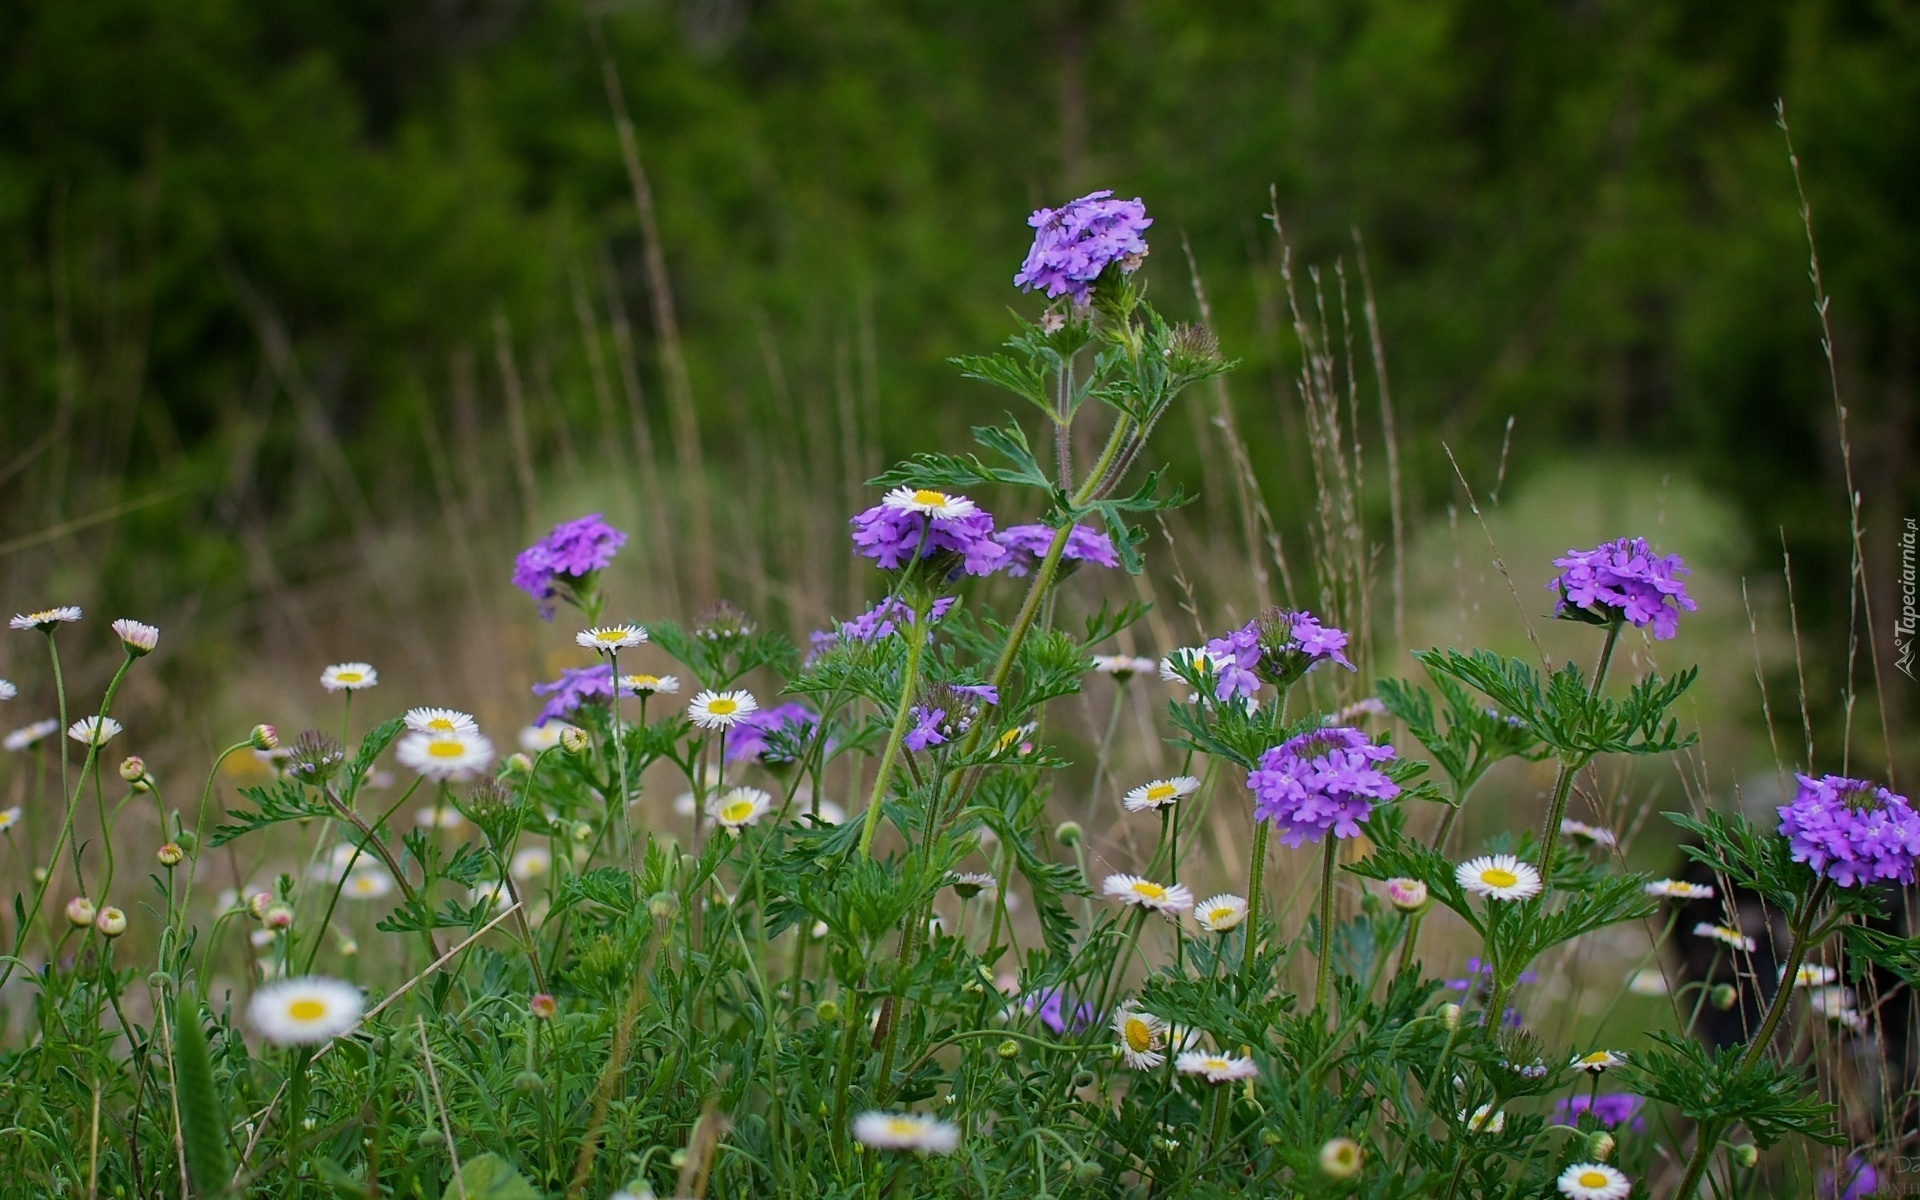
172 985 232 1196
456 1152 541 1200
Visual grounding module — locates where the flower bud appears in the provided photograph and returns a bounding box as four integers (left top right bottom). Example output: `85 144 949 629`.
113 618 160 656
1730 1143 1758 1169
572 821 595 844
505 752 533 775
648 892 680 922
95 907 128 938
66 897 97 927
1710 983 1738 1011
1587 1131 1615 1162
1261 1129 1283 1147
418 1128 445 1149
530 993 557 1020
816 1000 841 1024
157 842 185 867
262 903 294 931
512 1070 544 1094
246 889 273 919
668 1149 688 1170
337 937 358 957
1385 877 1430 913
559 727 590 755
997 1038 1020 1060
119 756 147 783
148 971 173 990
1072 1162 1103 1185
250 723 279 751
1054 820 1083 847
1439 1002 1463 1030
1318 1136 1363 1180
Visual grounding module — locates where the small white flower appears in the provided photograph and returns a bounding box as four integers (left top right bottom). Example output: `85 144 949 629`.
688 689 757 729
1123 775 1201 812
1808 986 1867 1031
1571 1049 1625 1074
0 679 15 700
1194 893 1248 932
405 708 477 735
1175 1051 1258 1082
577 624 647 652
320 662 379 692
1158 647 1232 701
880 486 977 520
1644 878 1714 899
1556 1162 1630 1200
1692 922 1756 952
1091 654 1158 678
0 806 22 834
68 716 123 747
947 871 996 899
1103 873 1194 914
1627 968 1669 996
851 1111 959 1153
1781 963 1837 987
1318 1137 1363 1180
341 869 393 900
111 618 160 656
1559 819 1616 846
247 977 364 1045
413 805 466 830
468 880 512 911
1461 1104 1505 1134
519 724 575 753
4 719 59 751
395 729 495 780
805 800 847 826
10 606 82 632
1112 1005 1168 1069
509 845 552 881
1385 878 1430 912
1456 855 1542 901
1333 697 1388 723
709 786 772 831
619 673 679 696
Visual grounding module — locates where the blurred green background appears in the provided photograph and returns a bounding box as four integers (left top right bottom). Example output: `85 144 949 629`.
0 0 1912 773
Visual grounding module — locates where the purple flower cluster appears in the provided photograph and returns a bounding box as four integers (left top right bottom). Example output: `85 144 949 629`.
849 505 1007 577
513 514 627 619
531 663 616 726
1551 1093 1646 1132
1204 621 1263 701
1013 190 1152 304
996 523 1120 577
1247 726 1399 847
905 684 1000 752
1548 536 1696 639
725 702 820 765
1023 987 1095 1035
1777 773 1920 888
808 596 962 664
1202 610 1356 702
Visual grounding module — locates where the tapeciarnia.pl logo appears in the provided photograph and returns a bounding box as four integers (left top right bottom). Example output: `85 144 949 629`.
1898 516 1916 680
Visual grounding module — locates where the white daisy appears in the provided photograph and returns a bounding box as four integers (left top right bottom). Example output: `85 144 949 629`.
68 716 123 747
1808 986 1867 1031
1103 873 1194 914
1194 893 1249 933
1556 1163 1630 1200
576 624 647 652
1455 855 1542 901
1644 878 1714 899
341 869 393 900
1091 654 1158 678
620 673 679 696
851 1111 959 1153
709 786 772 831
1692 922 1755 952
948 871 996 900
413 805 466 830
688 689 757 729
0 806 22 834
1318 1137 1363 1179
1123 775 1201 812
1175 1051 1258 1082
111 618 160 656
404 707 477 735
4 719 59 751
10 606 82 632
1781 963 1837 987
0 679 15 700
1627 968 1669 996
1112 1006 1168 1069
509 845 552 881
468 880 512 911
1461 1104 1505 1134
320 662 379 692
395 729 494 780
247 977 364 1045
1559 819 1616 846
880 486 977 519
1571 1049 1625 1074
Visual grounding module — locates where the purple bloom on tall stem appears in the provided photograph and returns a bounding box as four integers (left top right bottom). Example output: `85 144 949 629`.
1551 1093 1646 1132
1548 536 1696 639
531 664 616 726
725 702 821 765
849 489 1008 577
996 523 1119 577
1013 191 1153 304
1247 727 1399 848
514 514 628 619
1204 622 1263 702
905 707 948 752
1203 609 1355 702
1777 773 1920 887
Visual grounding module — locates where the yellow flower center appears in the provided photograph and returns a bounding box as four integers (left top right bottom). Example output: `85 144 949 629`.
426 717 456 731
1577 1172 1609 1188
1209 906 1235 924
336 672 363 683
1580 1052 1609 1065
1131 882 1167 901
707 698 738 716
1204 1058 1227 1071
631 675 658 688
1123 1017 1154 1052
288 999 327 1022
1146 783 1176 801
883 1118 919 1136
995 728 1022 751
911 489 947 508
595 630 625 642
722 800 756 824
1481 867 1519 888
426 740 466 758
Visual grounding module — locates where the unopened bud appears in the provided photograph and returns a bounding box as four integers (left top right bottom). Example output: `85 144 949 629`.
337 937 358 957
1385 877 1430 913
997 1039 1020 1060
250 723 279 751
647 892 679 922
572 821 595 844
1586 1130 1615 1161
816 1000 841 1024
1318 1136 1363 1180
1710 983 1738 1011
1055 820 1083 847
530 993 557 1019
506 752 533 775
66 897 97 927
262 903 294 930
157 842 184 867
1072 1162 1103 1185
95 907 128 938
1730 1143 1758 1169
247 890 273 919
1439 1002 1462 1030
119 756 147 783
512 1070 544 1094
148 971 173 990
559 727 590 755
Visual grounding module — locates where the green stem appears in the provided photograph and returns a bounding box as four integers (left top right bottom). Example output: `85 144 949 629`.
1238 820 1271 991
1314 834 1337 1014
856 601 929 859
1533 620 1620 880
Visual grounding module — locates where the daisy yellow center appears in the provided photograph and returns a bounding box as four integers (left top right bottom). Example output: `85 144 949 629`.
632 676 658 687
995 729 1021 750
722 800 755 823
1203 1058 1227 1071
353 877 379 893
426 718 456 731
1123 1017 1154 1052
707 698 738 716
595 630 625 642
336 671 363 683
883 1118 919 1136
1580 1052 1609 1065
426 740 466 758
1131 882 1167 901
1480 867 1519 888
1208 906 1235 923
288 999 327 1022
1577 1172 1608 1188
1146 783 1176 801
911 489 947 508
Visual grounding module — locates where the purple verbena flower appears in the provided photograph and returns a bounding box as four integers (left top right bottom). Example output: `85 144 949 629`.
1023 986 1095 1035
531 664 616 726
950 683 1000 705
1823 1154 1880 1200
1203 621 1263 702
513 514 627 619
849 489 1008 577
808 596 961 664
1203 609 1356 702
725 702 820 765
1013 191 1153 304
1777 773 1920 888
905 707 948 752
1247 726 1399 848
996 523 1120 577
1552 1093 1646 1132
1548 536 1696 639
